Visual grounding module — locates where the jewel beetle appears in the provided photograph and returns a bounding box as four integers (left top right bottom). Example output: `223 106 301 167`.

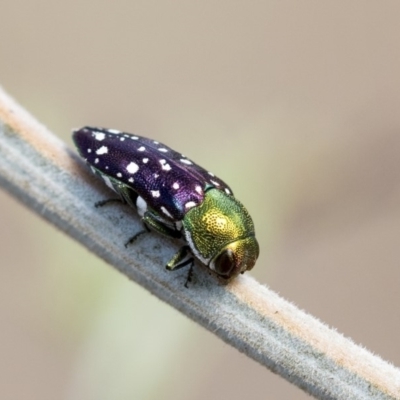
72 127 259 284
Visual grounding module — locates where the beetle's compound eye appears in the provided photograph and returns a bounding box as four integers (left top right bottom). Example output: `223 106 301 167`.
214 248 235 277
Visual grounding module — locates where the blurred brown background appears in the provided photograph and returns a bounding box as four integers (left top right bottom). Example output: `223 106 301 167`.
1 1 400 399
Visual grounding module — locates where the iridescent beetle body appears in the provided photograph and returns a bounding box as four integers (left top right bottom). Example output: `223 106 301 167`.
73 127 259 284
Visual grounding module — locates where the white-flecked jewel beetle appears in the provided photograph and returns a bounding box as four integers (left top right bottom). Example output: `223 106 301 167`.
73 127 259 284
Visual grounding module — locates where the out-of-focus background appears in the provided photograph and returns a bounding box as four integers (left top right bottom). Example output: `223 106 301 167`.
1 2 400 399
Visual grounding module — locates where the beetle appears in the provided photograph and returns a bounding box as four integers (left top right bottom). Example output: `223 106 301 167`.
72 127 259 285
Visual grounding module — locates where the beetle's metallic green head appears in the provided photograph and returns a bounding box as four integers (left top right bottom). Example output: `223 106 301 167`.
182 188 259 283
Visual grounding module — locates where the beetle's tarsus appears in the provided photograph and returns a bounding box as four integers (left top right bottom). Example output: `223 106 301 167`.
184 262 194 288
95 198 125 208
125 229 147 247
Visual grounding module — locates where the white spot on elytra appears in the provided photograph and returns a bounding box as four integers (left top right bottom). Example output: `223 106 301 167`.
195 185 202 194
87 149 92 153
210 180 220 186
131 136 139 140
136 196 147 217
225 188 231 194
126 162 139 174
105 166 109 170
107 129 120 134
153 173 159 179
153 140 159 144
94 132 106 141
208 171 215 177
151 190 160 198
180 158 192 165
172 182 179 190
117 172 122 178
94 158 99 164
120 137 125 141
159 159 171 171
185 201 196 209
96 146 108 155
138 146 146 152
142 158 149 164
158 148 168 152
128 177 134 183
161 206 172 218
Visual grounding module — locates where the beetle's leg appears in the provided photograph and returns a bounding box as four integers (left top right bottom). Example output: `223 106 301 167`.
168 257 194 288
166 246 195 287
95 179 138 208
95 183 147 247
166 245 192 270
95 198 125 208
125 211 181 247
184 262 194 288
113 182 138 208
124 223 150 248
142 211 182 239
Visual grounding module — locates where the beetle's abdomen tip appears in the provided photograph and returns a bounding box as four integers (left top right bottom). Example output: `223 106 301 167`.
72 126 92 137
72 127 96 156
